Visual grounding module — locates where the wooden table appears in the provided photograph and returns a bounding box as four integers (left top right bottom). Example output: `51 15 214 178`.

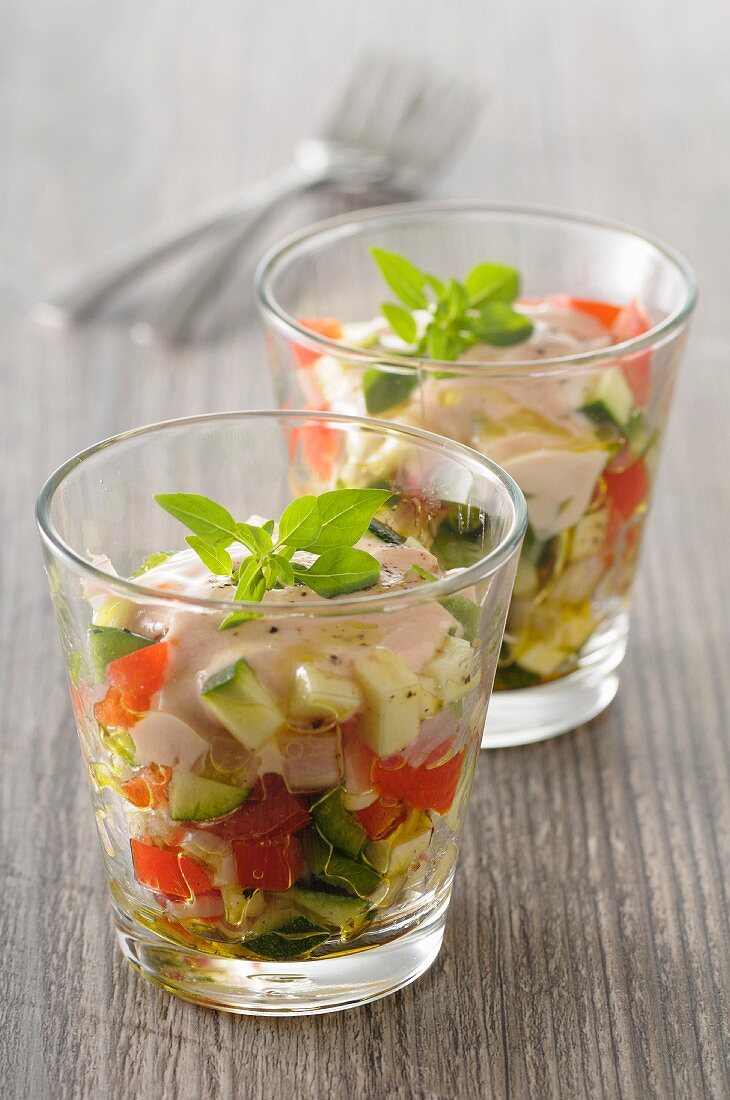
2 3 728 1097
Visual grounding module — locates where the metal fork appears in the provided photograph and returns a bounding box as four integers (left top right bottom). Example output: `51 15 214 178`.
39 54 483 342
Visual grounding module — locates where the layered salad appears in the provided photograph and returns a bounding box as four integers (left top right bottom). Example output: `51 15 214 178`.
289 250 659 690
77 488 490 961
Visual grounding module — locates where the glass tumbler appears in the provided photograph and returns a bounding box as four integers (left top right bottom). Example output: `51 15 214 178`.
256 202 697 746
36 411 525 1015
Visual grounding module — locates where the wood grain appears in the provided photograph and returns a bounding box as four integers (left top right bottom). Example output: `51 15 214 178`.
1 1 728 1097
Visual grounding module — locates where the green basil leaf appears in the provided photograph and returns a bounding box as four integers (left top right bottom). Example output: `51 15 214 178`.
370 248 428 310
294 547 380 598
381 302 417 344
277 495 322 549
302 489 392 552
465 263 520 306
154 493 237 545
185 536 233 576
235 522 273 555
363 367 418 414
233 557 267 603
470 302 534 347
265 553 295 588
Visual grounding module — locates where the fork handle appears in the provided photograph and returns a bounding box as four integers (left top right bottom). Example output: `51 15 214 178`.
41 163 325 322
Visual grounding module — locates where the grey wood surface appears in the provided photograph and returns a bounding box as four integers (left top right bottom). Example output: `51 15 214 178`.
1 2 728 1097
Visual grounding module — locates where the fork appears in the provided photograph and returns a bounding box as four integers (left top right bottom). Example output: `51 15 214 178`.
39 53 483 342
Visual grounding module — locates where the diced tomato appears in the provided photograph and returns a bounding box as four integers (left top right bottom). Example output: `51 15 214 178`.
233 834 304 891
341 719 376 794
373 748 465 815
288 420 343 480
612 300 653 405
121 764 172 809
356 796 408 840
95 686 137 730
206 773 310 841
130 838 216 899
107 641 170 712
604 458 650 523
568 297 622 330
292 317 343 368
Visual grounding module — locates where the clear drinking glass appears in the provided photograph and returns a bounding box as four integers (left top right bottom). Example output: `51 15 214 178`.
255 202 697 747
36 411 525 1015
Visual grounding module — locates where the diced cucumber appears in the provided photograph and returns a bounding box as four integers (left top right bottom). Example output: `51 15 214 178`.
493 662 541 691
168 772 249 822
312 787 367 859
301 829 382 898
421 635 478 705
353 650 423 756
440 594 480 642
245 916 330 959
581 367 634 430
368 518 405 545
288 664 361 723
625 411 656 458
289 887 370 930
202 659 285 750
570 509 609 561
88 625 152 678
93 597 134 630
366 811 432 876
512 558 539 597
516 642 567 677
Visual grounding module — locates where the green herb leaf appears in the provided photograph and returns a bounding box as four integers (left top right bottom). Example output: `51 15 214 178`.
302 489 392 553
131 550 173 577
277 495 322 548
154 493 237 546
363 367 418 414
465 263 520 306
370 248 428 310
264 554 295 588
469 302 534 346
186 536 233 576
381 303 417 344
294 547 380 598
235 522 273 556
233 557 267 603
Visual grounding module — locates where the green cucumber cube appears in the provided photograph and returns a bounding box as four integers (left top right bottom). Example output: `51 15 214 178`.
202 659 285 750
168 771 249 821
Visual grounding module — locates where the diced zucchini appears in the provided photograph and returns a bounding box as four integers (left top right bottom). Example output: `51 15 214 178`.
581 367 634 430
93 597 134 630
312 787 367 859
366 811 433 876
512 558 539 597
245 916 330 959
516 642 567 677
353 650 423 756
570 509 609 561
88 625 152 678
625 411 656 458
301 829 382 898
202 659 285 750
368 518 405 545
168 772 249 822
421 635 478 705
288 664 361 722
440 594 480 642
289 887 369 931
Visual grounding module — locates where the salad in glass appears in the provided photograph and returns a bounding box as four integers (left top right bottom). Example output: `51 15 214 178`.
37 412 524 1013
257 203 696 745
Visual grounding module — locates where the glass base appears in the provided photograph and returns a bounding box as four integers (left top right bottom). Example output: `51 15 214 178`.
482 614 628 748
115 895 448 1016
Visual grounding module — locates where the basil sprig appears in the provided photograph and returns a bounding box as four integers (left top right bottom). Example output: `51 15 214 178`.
371 247 534 362
154 488 391 628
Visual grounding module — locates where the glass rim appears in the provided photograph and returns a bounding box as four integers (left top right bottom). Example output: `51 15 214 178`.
36 409 527 617
254 199 698 377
